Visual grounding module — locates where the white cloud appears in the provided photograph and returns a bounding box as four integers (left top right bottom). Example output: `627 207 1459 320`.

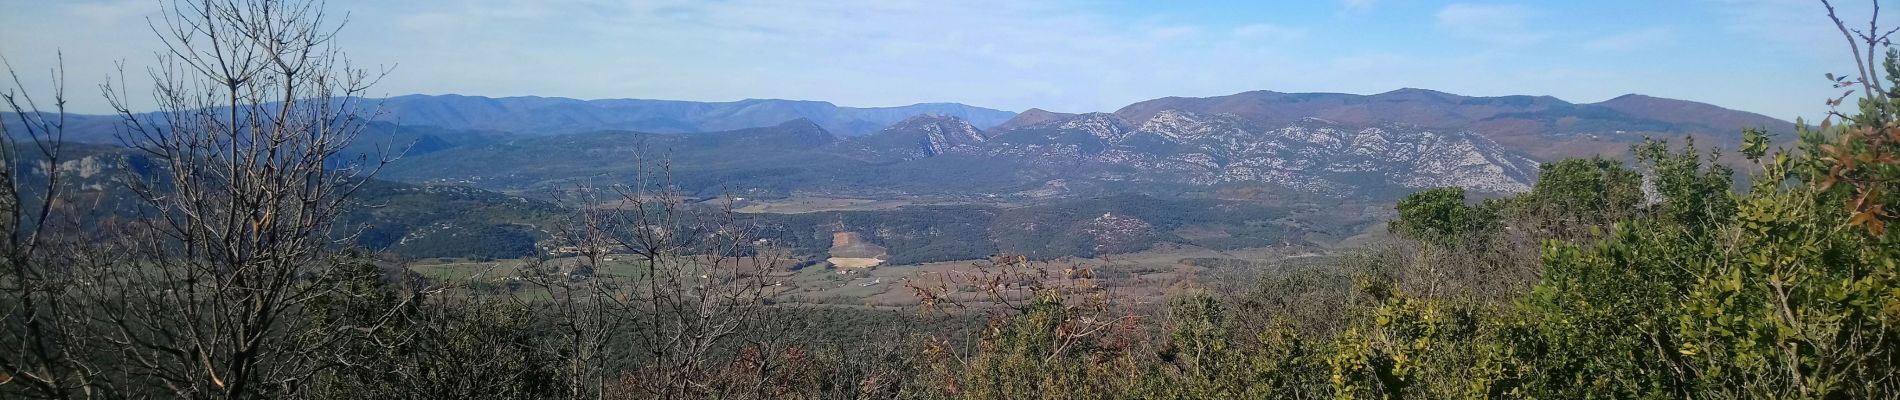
1435 3 1545 46
1232 23 1307 42
1707 0 1873 57
1148 26 1205 41
1582 27 1676 52
66 0 150 25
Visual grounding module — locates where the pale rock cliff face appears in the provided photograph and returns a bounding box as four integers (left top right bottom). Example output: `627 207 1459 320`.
1138 109 1249 140
1078 212 1155 253
1055 113 1138 143
851 114 990 160
901 115 987 156
965 109 1539 195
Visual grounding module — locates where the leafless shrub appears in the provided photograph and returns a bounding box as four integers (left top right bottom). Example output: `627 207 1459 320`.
14 0 407 396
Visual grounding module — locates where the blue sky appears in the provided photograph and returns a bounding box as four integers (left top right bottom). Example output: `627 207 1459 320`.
0 0 1884 121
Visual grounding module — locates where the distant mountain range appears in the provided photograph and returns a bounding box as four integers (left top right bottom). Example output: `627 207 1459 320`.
11 88 1798 198
1112 88 1796 161
974 110 1541 195
6 88 1805 262
359 88 1790 200
380 112 1530 200
368 94 1018 137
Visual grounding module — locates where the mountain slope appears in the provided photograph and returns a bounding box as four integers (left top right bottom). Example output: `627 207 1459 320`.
1113 88 1795 161
0 142 564 260
377 119 864 194
842 114 990 161
378 107 1544 200
371 94 1017 136
1592 94 1788 134
974 110 1539 195
990 108 1077 131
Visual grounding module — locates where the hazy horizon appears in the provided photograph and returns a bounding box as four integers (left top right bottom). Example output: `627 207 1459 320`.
2 0 1887 120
